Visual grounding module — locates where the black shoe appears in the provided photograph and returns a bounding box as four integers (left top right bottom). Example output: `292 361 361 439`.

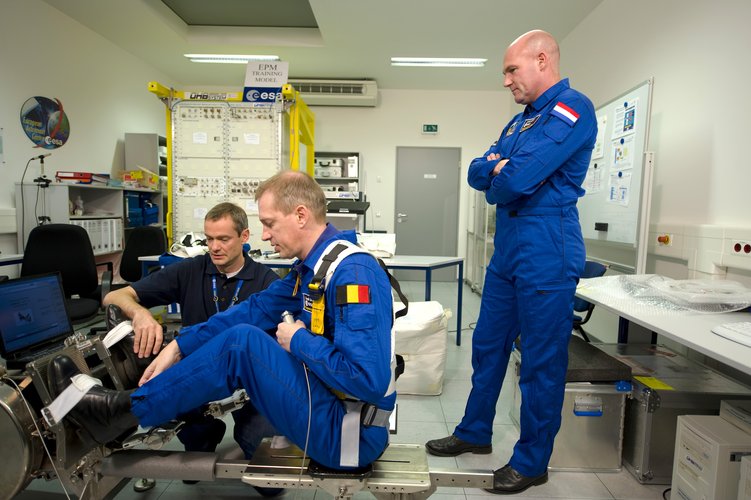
425 435 492 457
133 478 156 492
47 354 138 444
255 486 284 497
484 464 548 494
182 480 200 485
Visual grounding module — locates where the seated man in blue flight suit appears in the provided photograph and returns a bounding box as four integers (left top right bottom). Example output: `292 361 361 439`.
426 30 597 494
50 170 396 471
103 202 280 491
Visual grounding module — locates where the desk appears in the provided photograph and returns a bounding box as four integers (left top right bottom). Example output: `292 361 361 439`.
576 277 751 376
140 254 465 345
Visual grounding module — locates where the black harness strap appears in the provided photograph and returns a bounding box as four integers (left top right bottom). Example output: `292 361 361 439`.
312 243 409 319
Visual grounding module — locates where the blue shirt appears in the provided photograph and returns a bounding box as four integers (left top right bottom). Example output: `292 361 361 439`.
131 253 280 327
468 78 597 211
176 225 396 408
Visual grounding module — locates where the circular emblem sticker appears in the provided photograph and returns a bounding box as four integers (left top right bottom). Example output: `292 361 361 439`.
20 96 70 149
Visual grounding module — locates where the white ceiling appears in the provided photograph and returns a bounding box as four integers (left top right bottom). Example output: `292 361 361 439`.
42 0 602 91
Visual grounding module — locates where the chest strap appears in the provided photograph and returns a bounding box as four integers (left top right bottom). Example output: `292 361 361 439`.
311 241 409 319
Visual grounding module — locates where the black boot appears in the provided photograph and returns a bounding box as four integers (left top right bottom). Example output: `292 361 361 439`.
104 304 156 389
48 354 139 444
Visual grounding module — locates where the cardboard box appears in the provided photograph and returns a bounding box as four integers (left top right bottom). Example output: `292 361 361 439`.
122 166 159 190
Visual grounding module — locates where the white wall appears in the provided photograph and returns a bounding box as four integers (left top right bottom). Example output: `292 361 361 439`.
0 0 511 267
561 0 751 373
0 0 172 262
311 90 510 255
176 84 513 260
5 0 751 279
563 0 751 232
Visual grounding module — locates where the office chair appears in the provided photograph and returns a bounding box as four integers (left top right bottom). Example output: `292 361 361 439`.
119 226 167 283
21 224 112 324
573 260 608 342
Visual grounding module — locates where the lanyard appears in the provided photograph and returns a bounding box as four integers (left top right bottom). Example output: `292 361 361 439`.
211 275 244 314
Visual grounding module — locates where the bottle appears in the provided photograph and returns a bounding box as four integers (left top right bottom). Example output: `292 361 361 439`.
74 195 84 216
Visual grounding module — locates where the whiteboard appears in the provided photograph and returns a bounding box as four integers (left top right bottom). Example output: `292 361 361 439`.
578 78 654 273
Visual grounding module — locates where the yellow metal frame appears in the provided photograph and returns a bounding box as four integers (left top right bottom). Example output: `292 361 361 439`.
147 81 315 242
282 84 316 176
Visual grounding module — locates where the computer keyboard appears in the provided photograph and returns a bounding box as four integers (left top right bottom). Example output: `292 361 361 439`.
711 321 751 347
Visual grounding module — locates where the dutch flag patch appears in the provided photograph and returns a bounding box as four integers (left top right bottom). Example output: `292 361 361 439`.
551 102 580 125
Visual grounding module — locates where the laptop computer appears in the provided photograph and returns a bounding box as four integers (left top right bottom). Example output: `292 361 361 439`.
0 273 74 369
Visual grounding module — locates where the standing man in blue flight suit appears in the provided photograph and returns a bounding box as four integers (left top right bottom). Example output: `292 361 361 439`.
103 202 280 491
50 170 396 471
426 30 597 494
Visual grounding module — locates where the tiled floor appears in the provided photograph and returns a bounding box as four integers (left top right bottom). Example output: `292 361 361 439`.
17 281 671 499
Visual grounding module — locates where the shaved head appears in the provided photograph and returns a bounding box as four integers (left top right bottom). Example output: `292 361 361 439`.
510 30 560 69
503 30 561 104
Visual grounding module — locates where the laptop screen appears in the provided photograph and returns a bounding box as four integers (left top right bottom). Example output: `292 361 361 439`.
0 273 73 359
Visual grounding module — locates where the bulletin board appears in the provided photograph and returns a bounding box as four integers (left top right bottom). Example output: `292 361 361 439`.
578 78 654 273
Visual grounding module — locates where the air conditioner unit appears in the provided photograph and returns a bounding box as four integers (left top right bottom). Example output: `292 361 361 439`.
288 79 378 107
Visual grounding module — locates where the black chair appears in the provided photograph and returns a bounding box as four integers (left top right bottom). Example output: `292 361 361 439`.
119 226 167 283
573 260 608 342
21 224 111 324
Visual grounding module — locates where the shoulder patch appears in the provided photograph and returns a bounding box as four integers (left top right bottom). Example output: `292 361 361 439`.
550 102 580 126
520 114 541 132
336 284 371 305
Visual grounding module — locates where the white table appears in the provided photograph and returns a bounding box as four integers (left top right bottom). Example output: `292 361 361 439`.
576 277 751 376
140 254 466 345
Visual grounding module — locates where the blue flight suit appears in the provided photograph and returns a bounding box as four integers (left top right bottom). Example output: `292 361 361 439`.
130 225 396 469
460 78 597 477
132 253 280 457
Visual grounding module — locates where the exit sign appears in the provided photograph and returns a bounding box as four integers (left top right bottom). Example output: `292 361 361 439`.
422 124 438 134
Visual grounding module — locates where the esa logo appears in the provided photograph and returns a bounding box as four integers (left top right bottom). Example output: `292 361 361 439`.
245 89 282 102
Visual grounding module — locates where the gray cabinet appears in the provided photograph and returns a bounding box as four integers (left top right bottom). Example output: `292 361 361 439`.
314 152 363 231
125 132 167 176
125 132 167 226
314 152 360 199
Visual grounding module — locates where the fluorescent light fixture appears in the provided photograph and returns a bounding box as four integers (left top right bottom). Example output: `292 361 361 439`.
390 57 487 67
185 54 280 64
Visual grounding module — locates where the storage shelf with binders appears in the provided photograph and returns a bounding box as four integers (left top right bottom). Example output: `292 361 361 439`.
15 182 162 256
465 189 495 294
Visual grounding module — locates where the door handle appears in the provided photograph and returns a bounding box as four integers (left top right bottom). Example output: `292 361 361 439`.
397 212 408 223
397 213 408 218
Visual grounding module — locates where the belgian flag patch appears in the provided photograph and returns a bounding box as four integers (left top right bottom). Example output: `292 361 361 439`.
336 285 371 305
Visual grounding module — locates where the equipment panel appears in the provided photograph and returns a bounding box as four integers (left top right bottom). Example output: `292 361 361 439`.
171 101 285 250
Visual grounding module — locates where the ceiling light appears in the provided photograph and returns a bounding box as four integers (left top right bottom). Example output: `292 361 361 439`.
390 57 487 67
184 54 280 64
